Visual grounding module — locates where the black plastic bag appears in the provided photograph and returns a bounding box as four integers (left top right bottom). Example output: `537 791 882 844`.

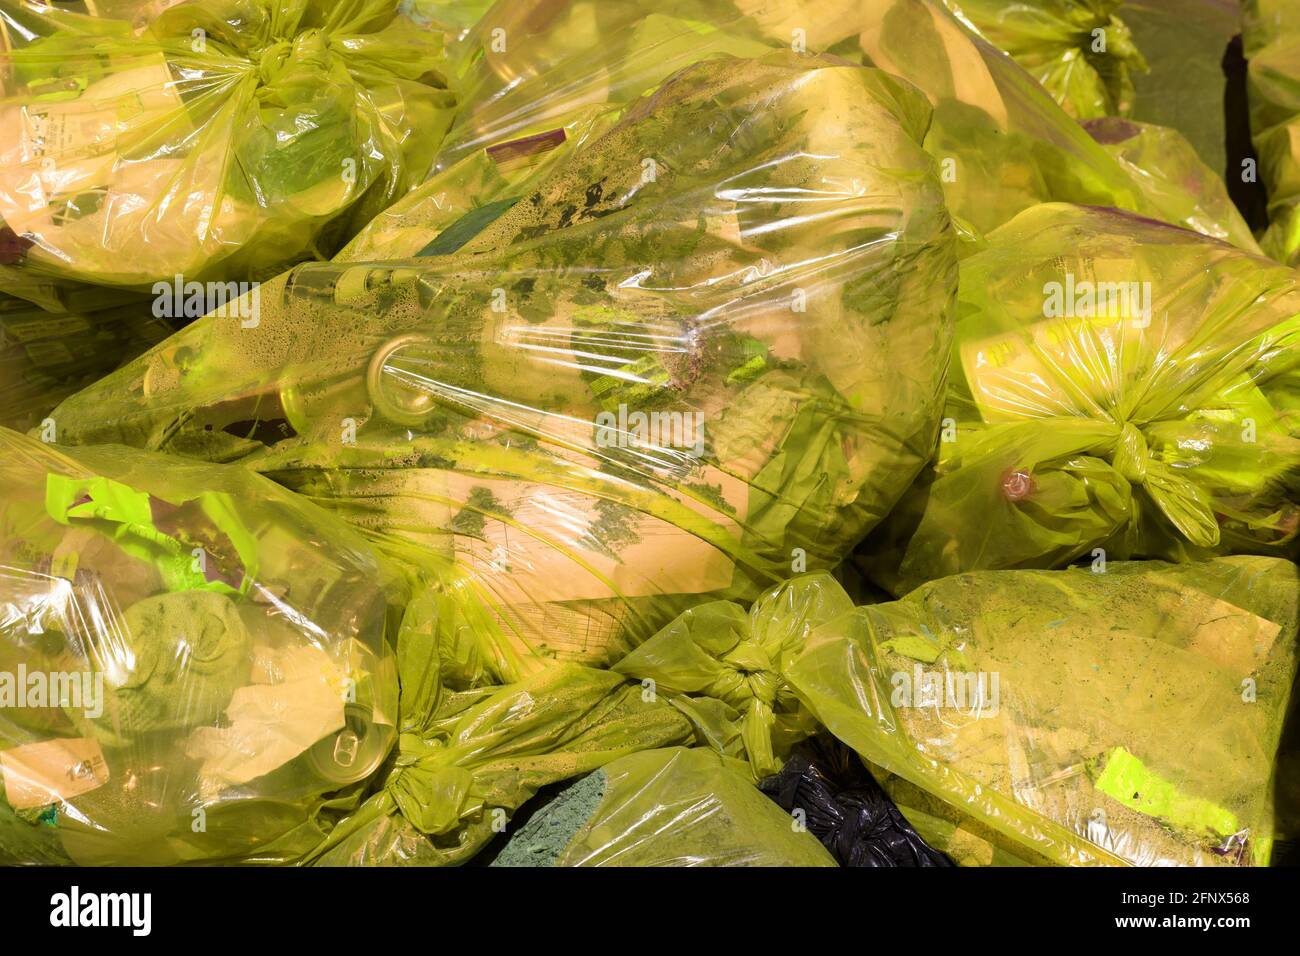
760 735 952 868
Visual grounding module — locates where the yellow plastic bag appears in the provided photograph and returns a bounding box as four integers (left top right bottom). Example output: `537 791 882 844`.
863 202 1300 596
48 54 957 677
304 662 693 866
0 427 400 864
1245 0 1300 265
785 556 1300 866
939 0 1147 119
0 0 456 301
0 294 175 431
613 575 854 779
491 747 837 867
428 0 1203 248
1083 117 1261 253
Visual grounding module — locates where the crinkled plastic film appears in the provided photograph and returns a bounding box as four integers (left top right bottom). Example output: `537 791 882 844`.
306 662 693 866
863 202 1300 596
1082 117 1261 252
785 557 1300 866
0 0 456 302
493 746 837 867
48 54 958 678
940 0 1147 120
613 573 855 780
0 426 399 865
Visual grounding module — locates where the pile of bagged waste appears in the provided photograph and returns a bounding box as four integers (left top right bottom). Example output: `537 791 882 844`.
0 0 1297 868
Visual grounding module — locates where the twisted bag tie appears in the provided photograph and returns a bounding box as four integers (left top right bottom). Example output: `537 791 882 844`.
1111 421 1220 548
701 640 784 777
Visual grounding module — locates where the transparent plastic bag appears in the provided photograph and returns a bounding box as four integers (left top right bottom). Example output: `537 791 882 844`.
417 0 1187 250
47 54 958 676
0 427 399 865
862 202 1300 596
490 746 836 867
338 5 777 263
0 0 456 301
305 662 693 866
940 0 1147 119
784 556 1300 866
612 574 854 779
1082 117 1261 252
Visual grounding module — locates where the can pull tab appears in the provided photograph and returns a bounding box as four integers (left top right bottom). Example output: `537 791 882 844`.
333 730 360 769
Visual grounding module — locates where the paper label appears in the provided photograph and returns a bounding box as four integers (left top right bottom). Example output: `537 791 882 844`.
1 737 109 809
0 56 181 235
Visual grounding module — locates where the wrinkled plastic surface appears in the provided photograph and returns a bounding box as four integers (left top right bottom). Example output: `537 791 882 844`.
305 660 692 866
0 0 455 302
493 746 836 867
785 556 1300 866
863 203 1300 596
1083 117 1261 251
613 574 854 779
398 0 493 36
759 734 954 867
411 0 1217 251
47 55 957 678
942 0 1147 119
0 427 399 865
335 0 1216 264
1246 0 1300 265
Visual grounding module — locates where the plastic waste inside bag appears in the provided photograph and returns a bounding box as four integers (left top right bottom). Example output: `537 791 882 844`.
0 0 457 302
784 556 1300 866
339 5 776 263
47 54 957 677
304 659 693 866
0 427 399 865
489 746 836 867
424 0 1205 252
939 0 1147 119
862 202 1300 596
759 733 953 867
870 770 1054 866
